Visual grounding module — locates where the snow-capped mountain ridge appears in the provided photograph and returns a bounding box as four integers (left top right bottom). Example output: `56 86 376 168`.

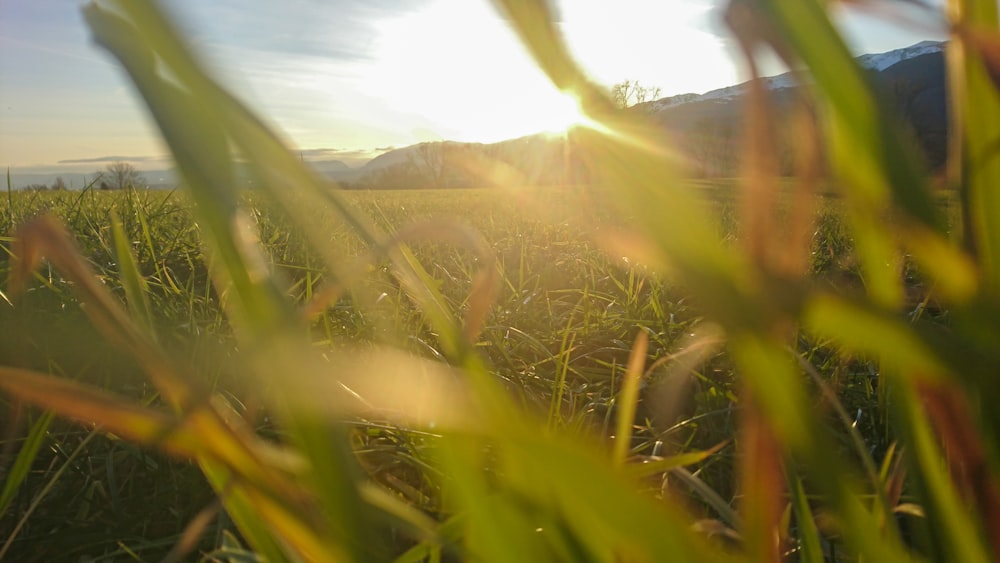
856 40 944 72
649 40 945 112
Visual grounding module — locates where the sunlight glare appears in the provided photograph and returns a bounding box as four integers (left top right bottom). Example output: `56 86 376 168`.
365 0 583 144
538 92 588 135
360 0 736 146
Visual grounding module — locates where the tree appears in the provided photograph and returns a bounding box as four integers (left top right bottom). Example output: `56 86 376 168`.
96 161 144 190
410 143 445 187
51 177 67 191
611 79 662 110
363 160 422 189
409 142 466 188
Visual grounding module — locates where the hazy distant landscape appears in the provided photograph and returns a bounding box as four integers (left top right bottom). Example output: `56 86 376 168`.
7 42 948 192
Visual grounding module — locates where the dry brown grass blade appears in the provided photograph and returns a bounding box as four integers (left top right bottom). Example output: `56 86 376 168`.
464 266 500 344
955 24 1000 91
0 367 314 534
7 215 309 502
159 499 223 563
726 0 819 281
736 57 782 269
918 381 1000 557
739 389 786 563
10 215 200 408
782 101 823 278
645 323 726 429
884 447 908 513
0 366 211 460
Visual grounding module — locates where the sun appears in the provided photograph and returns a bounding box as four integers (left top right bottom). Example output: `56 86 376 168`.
536 92 590 136
365 1 601 145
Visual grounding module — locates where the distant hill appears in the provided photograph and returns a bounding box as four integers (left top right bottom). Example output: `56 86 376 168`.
309 159 352 175
640 41 947 175
9 160 353 190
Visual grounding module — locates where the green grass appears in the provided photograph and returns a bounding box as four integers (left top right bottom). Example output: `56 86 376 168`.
3 0 1000 561
0 185 923 560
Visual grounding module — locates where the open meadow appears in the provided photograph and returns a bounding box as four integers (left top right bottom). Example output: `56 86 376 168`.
0 183 931 560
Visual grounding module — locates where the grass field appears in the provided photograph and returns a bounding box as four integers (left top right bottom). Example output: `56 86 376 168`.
0 184 891 560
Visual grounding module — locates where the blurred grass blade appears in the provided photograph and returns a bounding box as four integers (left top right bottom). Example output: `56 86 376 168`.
748 0 942 228
917 381 1000 555
0 365 334 562
0 366 219 461
11 214 199 407
949 2 1000 288
83 4 396 559
625 442 729 480
89 1 484 378
956 24 1000 89
97 0 476 365
442 429 729 563
788 474 824 563
746 0 962 308
739 394 785 563
438 438 547 561
667 467 742 530
110 210 155 338
0 410 53 517
159 499 222 563
489 0 592 96
894 379 992 563
11 215 311 493
199 463 334 563
730 334 911 562
0 427 101 560
494 0 751 330
10 207 342 561
804 293 948 381
613 331 648 466
795 350 902 542
360 483 441 545
83 1 291 336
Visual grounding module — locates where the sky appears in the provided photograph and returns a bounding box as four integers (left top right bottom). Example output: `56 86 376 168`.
0 0 950 177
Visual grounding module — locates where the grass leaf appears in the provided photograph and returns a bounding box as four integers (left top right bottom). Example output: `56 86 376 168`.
613 331 648 466
110 210 155 338
0 410 54 516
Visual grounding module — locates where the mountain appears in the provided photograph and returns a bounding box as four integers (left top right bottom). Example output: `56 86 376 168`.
856 40 944 71
647 40 944 111
640 40 948 176
359 144 425 172
309 159 351 175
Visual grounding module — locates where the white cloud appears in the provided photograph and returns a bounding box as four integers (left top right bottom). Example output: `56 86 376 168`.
557 0 736 95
